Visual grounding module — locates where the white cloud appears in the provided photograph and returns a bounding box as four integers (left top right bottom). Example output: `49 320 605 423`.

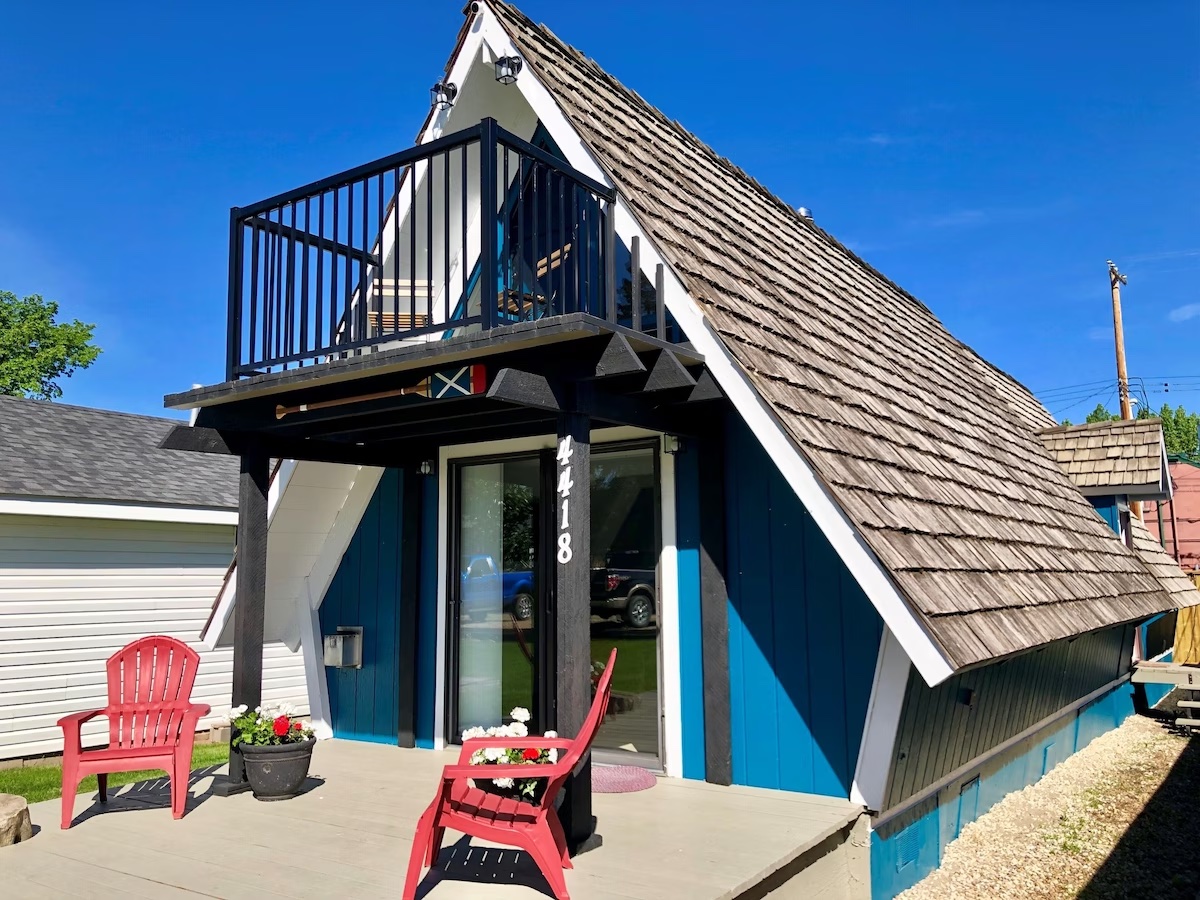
1168 303 1200 323
1086 326 1111 342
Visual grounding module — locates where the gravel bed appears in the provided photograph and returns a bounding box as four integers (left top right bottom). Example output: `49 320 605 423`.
898 693 1200 900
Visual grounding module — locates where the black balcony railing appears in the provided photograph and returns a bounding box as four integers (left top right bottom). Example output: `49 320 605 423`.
226 119 628 379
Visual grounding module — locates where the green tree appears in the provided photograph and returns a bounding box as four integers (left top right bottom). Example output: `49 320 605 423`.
1158 403 1200 456
1085 403 1119 424
0 292 100 400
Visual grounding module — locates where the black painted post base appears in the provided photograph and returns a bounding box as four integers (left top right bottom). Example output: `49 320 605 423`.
211 741 253 797
558 756 598 855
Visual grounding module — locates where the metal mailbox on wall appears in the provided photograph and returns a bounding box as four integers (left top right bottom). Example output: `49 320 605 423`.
323 626 363 669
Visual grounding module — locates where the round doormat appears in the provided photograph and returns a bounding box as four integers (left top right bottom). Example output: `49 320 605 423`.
592 765 656 793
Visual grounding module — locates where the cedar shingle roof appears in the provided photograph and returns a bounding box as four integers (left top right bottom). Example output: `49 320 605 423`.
1037 418 1168 496
487 1 1175 669
1129 516 1200 607
0 395 238 510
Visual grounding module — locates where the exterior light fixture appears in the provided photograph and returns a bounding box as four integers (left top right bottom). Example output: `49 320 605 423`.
495 55 522 85
430 81 457 110
663 435 681 456
419 460 435 476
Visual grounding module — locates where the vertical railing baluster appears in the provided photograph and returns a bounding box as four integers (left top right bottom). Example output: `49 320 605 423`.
361 176 369 349
275 207 284 363
604 200 617 323
285 202 296 365
460 145 467 323
443 152 450 329
393 167 401 336
479 119 498 331
376 171 384 338
226 209 242 379
264 210 274 364
542 163 551 314
426 156 433 332
410 163 417 335
330 191 338 352
656 263 666 341
502 148 510 312
300 199 310 358
247 218 259 372
570 186 579 316
630 235 641 332
558 175 566 315
530 158 539 322
516 152 525 319
346 184 354 344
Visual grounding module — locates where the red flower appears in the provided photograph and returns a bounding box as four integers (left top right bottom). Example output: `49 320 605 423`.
522 748 540 762
273 715 290 736
293 721 304 731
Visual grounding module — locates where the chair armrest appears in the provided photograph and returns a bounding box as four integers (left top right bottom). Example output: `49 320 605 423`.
58 709 105 755
458 736 574 764
184 703 212 719
442 762 570 782
57 709 104 731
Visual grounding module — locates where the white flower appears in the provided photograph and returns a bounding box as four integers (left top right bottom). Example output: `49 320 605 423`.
543 730 557 739
492 777 515 789
462 726 486 741
277 701 296 717
470 750 486 765
508 721 528 737
548 749 558 763
509 706 531 724
483 747 506 762
485 726 500 737
229 705 248 719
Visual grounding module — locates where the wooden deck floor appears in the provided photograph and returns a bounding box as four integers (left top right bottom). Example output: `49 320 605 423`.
3 739 862 899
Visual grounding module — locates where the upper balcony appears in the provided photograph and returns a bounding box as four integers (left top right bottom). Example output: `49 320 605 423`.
225 118 675 382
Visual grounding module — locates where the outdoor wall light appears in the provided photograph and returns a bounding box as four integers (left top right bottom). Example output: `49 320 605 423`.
663 435 681 455
419 460 435 476
430 81 458 110
495 55 523 85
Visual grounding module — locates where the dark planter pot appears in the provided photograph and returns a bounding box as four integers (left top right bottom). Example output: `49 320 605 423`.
240 738 315 801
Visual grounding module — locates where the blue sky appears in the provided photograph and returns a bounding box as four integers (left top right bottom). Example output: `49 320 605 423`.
1 1 1196 421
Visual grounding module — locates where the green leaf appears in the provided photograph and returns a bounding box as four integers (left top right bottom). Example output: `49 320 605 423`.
0 291 100 400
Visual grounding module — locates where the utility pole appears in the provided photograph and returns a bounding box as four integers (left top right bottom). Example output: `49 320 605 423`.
1108 260 1141 520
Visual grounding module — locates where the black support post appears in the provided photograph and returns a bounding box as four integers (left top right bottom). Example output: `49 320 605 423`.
479 117 498 332
397 464 423 748
216 448 269 796
553 408 596 852
698 428 733 785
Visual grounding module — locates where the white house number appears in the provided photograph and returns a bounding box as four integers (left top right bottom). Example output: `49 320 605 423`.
556 435 574 564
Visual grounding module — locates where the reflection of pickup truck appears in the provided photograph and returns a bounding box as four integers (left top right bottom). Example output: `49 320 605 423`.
461 555 534 621
591 550 656 628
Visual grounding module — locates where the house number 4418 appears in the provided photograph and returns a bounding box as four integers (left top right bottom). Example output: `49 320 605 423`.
556 436 573 564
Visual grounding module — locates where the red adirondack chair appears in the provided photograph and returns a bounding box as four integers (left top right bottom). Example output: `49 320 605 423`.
403 648 617 900
57 635 210 829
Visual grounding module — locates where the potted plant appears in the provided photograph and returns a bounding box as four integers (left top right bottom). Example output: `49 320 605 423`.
462 707 558 804
228 703 316 801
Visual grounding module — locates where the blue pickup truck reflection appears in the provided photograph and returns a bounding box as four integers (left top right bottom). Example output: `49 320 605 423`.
460 555 534 622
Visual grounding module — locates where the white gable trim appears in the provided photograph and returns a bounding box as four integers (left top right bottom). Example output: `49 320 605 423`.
455 5 956 686
199 459 299 650
0 496 237 526
851 629 911 810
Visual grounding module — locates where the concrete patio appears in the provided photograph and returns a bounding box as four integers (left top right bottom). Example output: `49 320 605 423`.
3 739 866 899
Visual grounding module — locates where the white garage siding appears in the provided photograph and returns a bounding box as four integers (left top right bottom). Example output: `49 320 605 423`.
0 514 309 760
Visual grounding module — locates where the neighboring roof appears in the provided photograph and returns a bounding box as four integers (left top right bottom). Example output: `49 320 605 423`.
0 395 238 510
488 1 1175 670
1147 461 1200 571
1037 418 1169 499
1129 516 1200 606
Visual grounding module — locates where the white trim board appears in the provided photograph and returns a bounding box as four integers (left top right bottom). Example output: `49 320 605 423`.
434 426 686 776
850 629 911 810
0 497 237 526
442 7 956 687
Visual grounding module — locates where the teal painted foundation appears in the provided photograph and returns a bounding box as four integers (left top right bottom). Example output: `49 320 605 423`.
870 676 1142 899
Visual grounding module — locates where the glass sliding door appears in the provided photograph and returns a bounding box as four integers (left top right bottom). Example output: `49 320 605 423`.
449 441 663 763
452 456 541 737
589 444 661 760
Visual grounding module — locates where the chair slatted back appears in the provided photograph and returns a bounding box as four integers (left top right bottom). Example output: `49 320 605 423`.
105 636 201 750
540 648 617 809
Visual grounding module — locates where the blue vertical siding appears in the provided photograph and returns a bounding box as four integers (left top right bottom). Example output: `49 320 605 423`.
319 469 406 743
872 668 1141 899
1090 496 1122 534
724 419 883 798
674 442 707 780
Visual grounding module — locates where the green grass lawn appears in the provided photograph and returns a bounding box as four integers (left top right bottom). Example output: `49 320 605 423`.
0 743 230 805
